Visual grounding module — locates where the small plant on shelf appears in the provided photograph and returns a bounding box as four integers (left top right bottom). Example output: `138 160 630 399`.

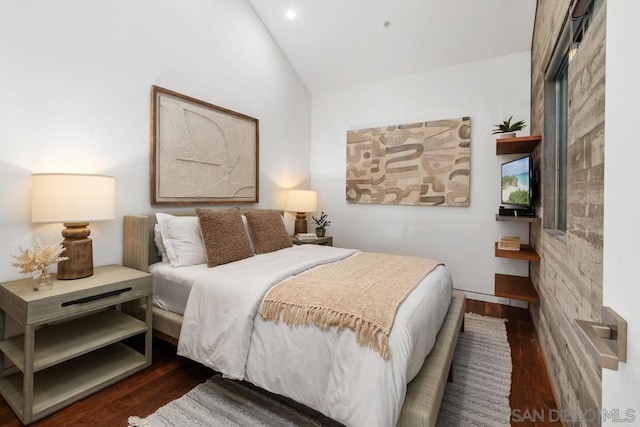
312 211 331 237
492 116 526 137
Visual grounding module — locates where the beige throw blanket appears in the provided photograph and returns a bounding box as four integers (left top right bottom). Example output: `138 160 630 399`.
261 252 442 359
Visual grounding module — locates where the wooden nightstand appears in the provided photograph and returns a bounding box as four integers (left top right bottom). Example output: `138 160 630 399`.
292 236 333 246
0 264 152 424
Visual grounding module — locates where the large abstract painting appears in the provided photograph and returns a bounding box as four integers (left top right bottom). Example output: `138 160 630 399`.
346 117 470 207
151 86 259 205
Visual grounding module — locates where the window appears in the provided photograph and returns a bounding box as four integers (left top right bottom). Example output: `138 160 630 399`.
543 0 597 233
555 58 568 231
543 51 569 233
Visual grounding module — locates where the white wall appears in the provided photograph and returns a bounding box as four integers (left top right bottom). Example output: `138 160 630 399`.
603 0 640 422
0 0 311 282
310 52 531 298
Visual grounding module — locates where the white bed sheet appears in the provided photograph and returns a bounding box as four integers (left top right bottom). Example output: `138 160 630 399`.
148 262 207 315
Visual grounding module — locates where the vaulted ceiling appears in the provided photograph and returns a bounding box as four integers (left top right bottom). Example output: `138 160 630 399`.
248 0 537 94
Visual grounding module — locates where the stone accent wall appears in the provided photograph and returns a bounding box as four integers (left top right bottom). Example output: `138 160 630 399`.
530 1 605 425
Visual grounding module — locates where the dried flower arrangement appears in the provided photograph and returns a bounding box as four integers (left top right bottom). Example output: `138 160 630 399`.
11 239 68 275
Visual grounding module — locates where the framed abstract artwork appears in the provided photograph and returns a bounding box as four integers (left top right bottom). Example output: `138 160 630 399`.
346 117 471 207
151 86 259 205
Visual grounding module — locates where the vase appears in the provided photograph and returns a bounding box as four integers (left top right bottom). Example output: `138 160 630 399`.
498 132 516 139
33 268 54 291
315 227 326 237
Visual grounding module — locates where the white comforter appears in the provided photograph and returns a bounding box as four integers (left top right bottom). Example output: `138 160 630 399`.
177 244 452 427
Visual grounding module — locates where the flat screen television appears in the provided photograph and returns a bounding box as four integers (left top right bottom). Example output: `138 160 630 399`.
501 155 532 207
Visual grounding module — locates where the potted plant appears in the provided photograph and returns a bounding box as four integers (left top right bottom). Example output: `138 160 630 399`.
312 211 331 237
492 116 526 138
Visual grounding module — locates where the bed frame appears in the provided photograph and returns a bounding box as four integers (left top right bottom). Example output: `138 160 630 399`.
122 213 465 426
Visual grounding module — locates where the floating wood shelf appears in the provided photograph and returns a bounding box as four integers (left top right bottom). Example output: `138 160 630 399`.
494 242 540 262
496 135 542 155
495 273 540 304
494 135 543 305
495 214 541 224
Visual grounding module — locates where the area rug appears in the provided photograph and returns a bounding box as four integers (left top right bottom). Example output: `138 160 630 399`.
129 313 512 427
436 312 512 426
127 374 338 427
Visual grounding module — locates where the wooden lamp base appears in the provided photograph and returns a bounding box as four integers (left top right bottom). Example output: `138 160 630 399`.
294 212 308 235
56 222 94 280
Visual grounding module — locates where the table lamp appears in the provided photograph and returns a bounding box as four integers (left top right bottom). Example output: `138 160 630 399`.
284 190 317 235
31 173 116 280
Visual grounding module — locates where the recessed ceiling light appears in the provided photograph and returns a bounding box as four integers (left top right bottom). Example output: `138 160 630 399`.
286 10 296 20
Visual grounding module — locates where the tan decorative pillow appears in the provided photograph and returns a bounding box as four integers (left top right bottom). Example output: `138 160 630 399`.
195 209 254 267
245 210 293 254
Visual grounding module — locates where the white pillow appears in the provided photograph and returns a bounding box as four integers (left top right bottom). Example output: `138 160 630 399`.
153 224 169 263
155 213 206 267
241 214 257 254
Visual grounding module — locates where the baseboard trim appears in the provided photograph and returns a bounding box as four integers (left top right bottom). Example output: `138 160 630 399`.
455 289 528 309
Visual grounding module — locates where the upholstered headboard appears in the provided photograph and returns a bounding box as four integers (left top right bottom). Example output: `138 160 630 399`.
123 214 159 272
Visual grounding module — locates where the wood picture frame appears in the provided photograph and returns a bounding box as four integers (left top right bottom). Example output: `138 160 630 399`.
150 86 259 205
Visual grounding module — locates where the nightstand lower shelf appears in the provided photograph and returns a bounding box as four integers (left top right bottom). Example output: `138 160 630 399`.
0 343 147 423
495 273 540 304
0 310 147 373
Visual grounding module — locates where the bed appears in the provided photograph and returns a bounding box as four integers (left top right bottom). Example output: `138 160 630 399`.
122 212 465 427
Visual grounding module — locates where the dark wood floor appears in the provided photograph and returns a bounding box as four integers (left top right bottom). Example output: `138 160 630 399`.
0 300 560 426
0 339 213 427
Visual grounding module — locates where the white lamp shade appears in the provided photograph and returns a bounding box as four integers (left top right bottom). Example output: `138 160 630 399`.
284 190 317 212
31 174 116 223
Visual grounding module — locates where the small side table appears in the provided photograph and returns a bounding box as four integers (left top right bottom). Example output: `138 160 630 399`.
0 264 152 424
292 236 333 246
